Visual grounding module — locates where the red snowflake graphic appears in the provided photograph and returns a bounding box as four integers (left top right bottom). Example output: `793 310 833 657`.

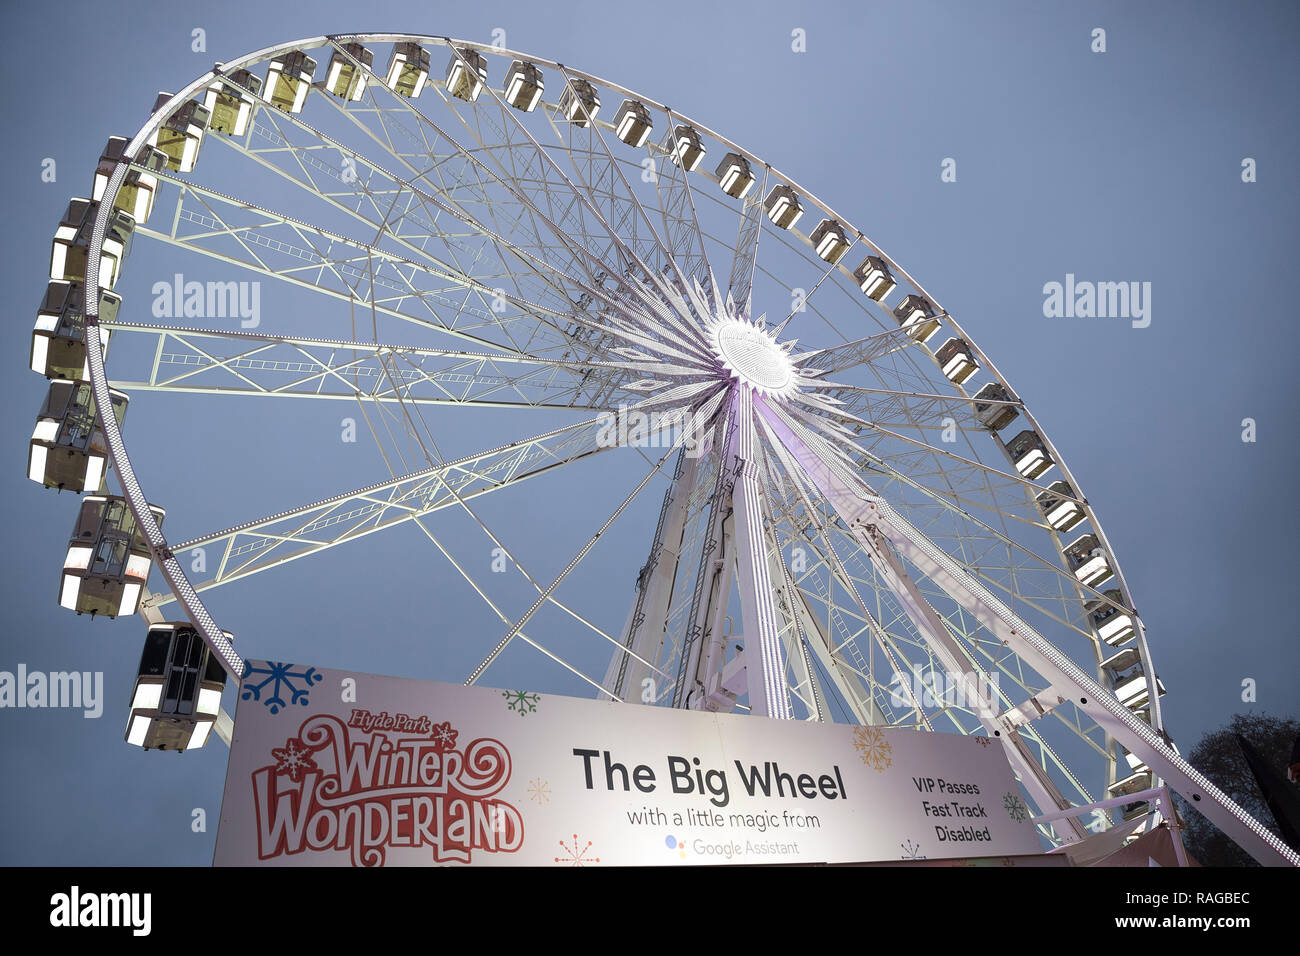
429 721 459 753
271 737 318 781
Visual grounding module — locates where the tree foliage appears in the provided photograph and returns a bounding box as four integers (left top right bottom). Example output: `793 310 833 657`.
1173 712 1299 867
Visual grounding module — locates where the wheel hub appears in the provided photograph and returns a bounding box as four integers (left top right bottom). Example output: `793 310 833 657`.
711 318 796 398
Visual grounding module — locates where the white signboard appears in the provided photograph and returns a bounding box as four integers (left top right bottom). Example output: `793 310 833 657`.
214 661 1043 866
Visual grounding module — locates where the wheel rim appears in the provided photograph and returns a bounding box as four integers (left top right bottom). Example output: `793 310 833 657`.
71 32 1176 852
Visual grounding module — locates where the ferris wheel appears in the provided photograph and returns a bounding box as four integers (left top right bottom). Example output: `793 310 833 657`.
28 32 1296 866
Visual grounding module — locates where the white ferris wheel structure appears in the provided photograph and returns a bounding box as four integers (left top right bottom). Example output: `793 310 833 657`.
28 32 1298 866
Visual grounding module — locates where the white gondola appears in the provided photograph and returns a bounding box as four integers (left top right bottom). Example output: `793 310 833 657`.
852 255 895 301
892 294 941 343
265 51 316 113
50 199 134 291
558 77 600 125
716 153 755 199
503 60 543 111
59 496 164 619
325 42 373 101
386 42 430 98
1036 480 1084 532
1086 588 1136 646
1064 532 1114 587
125 624 230 752
934 337 979 385
29 380 127 492
1005 428 1055 479
1106 765 1154 819
446 47 488 102
31 281 118 380
972 382 1019 431
92 138 165 226
809 219 849 265
764 184 803 229
203 69 261 136
671 125 705 171
146 93 210 173
1102 646 1165 710
613 100 653 147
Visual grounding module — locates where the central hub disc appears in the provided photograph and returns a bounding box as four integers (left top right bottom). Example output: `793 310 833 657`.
712 319 796 396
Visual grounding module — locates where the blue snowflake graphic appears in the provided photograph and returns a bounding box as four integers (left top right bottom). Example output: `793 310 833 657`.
240 660 323 714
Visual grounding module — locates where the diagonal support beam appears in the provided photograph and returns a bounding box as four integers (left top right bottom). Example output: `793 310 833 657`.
757 393 1299 866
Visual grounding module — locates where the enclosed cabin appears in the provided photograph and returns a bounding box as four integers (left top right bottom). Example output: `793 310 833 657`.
387 42 431 98
671 125 706 171
50 198 134 291
1101 645 1165 713
1107 746 1154 820
1036 480 1085 533
203 69 262 136
716 152 755 199
1064 532 1115 588
147 93 210 173
614 99 653 147
92 137 166 227
1086 588 1135 646
29 380 128 492
558 77 600 125
809 219 850 265
60 495 163 618
764 184 803 230
31 281 119 380
503 60 542 111
972 382 1019 431
853 255 896 302
266 51 317 113
126 623 229 751
892 294 941 344
446 47 488 103
1005 428 1055 479
325 42 373 101
934 337 979 385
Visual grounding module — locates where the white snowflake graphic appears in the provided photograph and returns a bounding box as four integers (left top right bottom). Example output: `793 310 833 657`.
271 738 318 782
429 721 458 752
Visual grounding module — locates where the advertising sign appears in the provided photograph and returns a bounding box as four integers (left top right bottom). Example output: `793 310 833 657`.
214 661 1043 866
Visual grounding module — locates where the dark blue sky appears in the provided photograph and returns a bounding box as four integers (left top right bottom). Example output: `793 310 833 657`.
1 0 1297 864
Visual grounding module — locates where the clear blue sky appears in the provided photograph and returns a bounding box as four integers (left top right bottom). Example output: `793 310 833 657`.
1 0 1296 864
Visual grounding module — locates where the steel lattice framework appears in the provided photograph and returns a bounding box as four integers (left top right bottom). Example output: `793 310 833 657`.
55 32 1297 865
